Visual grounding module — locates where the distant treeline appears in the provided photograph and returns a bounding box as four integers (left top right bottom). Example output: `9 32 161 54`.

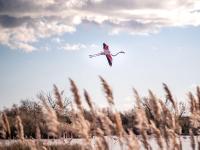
0 78 199 141
0 98 191 139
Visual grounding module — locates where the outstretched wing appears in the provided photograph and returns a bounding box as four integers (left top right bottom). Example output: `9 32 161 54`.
89 51 105 58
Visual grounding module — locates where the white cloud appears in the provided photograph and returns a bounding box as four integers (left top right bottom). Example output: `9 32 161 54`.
116 96 135 111
52 37 62 43
15 43 36 52
0 0 200 52
90 44 99 49
62 43 99 51
62 43 87 51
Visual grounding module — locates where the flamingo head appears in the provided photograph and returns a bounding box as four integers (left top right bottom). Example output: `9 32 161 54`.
103 42 108 49
103 43 106 48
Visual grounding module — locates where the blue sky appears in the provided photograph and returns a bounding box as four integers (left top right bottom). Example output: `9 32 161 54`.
0 0 200 110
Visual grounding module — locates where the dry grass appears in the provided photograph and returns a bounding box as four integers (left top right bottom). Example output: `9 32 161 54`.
1 76 200 150
0 141 82 150
15 115 24 140
1 113 10 138
37 93 59 138
53 84 64 109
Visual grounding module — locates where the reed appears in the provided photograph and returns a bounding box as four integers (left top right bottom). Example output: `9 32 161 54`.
99 76 114 105
1 113 10 138
38 93 59 138
53 84 64 109
15 115 24 140
1 77 200 150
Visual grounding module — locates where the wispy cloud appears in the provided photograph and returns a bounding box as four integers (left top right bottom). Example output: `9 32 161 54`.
62 43 99 51
62 43 86 51
0 0 200 51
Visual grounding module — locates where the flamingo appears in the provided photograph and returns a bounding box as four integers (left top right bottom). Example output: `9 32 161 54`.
89 43 125 66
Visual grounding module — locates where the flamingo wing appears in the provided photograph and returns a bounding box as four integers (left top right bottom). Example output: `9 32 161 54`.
106 54 112 66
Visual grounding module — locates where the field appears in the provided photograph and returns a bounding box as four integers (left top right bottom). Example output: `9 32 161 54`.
0 76 200 150
0 136 199 150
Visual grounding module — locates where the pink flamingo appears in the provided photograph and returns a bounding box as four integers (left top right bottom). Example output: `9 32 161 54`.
89 43 125 66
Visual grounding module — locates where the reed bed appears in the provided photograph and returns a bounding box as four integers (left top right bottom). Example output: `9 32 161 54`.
0 76 200 150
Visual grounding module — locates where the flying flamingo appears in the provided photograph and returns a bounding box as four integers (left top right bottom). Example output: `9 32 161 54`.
89 43 125 66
